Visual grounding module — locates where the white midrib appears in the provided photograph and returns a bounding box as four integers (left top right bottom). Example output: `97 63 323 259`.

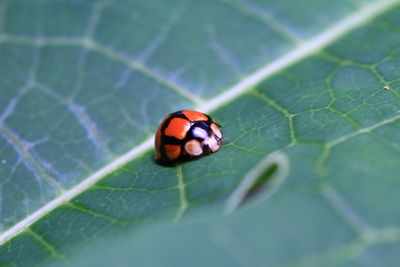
0 0 398 246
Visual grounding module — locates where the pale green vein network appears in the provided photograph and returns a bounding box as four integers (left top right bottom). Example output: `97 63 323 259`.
0 36 205 106
175 166 188 221
221 0 303 45
282 228 400 267
0 0 399 250
0 126 64 193
26 228 63 260
66 202 124 226
320 185 373 235
316 113 400 175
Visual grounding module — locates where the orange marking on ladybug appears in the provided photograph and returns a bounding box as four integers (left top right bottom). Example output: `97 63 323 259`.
182 110 208 121
164 117 191 139
164 144 181 161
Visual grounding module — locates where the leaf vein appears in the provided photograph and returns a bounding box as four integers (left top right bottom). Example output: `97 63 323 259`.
1 0 398 246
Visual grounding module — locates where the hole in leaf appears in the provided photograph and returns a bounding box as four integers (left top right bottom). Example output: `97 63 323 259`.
225 152 288 214
243 163 278 201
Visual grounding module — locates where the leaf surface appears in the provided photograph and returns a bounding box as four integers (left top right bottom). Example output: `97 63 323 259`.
0 0 400 266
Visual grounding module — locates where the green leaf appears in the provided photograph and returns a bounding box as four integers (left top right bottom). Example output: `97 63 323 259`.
1 0 400 266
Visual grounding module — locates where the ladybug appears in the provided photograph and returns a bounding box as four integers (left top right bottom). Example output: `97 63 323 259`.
155 110 223 165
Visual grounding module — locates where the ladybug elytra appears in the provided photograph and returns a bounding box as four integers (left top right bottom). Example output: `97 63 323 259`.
155 110 223 165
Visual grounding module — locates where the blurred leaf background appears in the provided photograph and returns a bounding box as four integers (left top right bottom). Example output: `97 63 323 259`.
1 0 400 266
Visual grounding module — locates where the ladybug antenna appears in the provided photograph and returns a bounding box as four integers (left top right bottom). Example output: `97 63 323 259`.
221 137 229 143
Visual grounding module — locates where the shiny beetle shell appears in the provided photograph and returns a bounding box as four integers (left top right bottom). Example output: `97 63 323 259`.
155 110 223 165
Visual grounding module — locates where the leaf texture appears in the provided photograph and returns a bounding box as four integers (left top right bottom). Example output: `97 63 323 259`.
0 0 400 266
